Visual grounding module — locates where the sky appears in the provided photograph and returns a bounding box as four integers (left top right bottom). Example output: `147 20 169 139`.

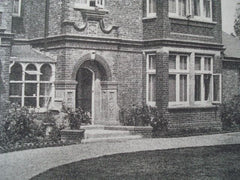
222 0 240 34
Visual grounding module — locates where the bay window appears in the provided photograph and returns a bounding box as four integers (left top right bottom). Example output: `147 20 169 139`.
167 53 221 107
9 62 55 110
146 54 156 106
169 0 212 20
169 54 189 106
146 51 221 108
146 0 157 17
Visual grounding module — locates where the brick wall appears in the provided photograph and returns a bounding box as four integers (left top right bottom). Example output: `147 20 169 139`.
13 0 144 40
0 0 13 32
12 0 45 39
0 0 13 120
222 61 240 103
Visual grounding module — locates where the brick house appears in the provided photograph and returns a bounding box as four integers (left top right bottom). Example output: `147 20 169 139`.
0 0 238 130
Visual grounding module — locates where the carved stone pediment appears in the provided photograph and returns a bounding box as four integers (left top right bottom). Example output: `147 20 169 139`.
62 5 119 35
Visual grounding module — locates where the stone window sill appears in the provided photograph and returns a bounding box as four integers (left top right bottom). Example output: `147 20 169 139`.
142 16 157 21
168 104 219 110
169 16 217 25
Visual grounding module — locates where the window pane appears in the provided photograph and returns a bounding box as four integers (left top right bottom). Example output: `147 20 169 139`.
204 74 211 101
148 74 156 102
213 75 220 102
203 0 211 18
10 63 22 81
40 83 52 96
192 0 200 16
90 0 96 7
9 97 21 105
169 75 176 102
13 0 20 14
26 64 37 71
25 73 37 81
10 83 22 96
0 12 2 27
148 55 156 70
180 56 187 70
25 83 37 96
40 64 52 81
149 0 157 14
169 0 176 13
195 75 201 101
169 55 176 70
24 97 36 107
180 75 187 101
179 0 187 16
204 57 211 71
26 64 37 81
195 57 201 70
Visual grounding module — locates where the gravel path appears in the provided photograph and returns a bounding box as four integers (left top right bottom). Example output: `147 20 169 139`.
1 132 240 180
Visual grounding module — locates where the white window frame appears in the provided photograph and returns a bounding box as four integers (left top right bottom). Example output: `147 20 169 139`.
146 0 157 18
77 0 105 9
12 0 21 17
9 62 55 111
146 53 156 107
194 55 213 105
169 53 190 107
169 0 212 21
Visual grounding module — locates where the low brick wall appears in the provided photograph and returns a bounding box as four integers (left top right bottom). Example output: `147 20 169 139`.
60 129 85 143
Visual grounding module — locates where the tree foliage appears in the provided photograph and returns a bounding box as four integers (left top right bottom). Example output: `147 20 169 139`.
234 9 240 36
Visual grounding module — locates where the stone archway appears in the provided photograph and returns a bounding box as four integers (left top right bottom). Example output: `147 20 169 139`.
73 54 119 125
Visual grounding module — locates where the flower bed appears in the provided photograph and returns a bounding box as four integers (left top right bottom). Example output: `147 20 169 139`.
0 141 76 154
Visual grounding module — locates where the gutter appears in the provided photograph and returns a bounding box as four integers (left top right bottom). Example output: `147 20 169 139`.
44 0 50 51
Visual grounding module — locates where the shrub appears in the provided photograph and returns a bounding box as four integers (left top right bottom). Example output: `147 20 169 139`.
119 104 151 126
220 95 240 130
149 108 168 134
0 103 42 146
62 105 91 130
119 104 168 134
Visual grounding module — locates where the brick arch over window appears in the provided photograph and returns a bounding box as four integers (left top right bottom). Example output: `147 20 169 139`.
72 53 112 81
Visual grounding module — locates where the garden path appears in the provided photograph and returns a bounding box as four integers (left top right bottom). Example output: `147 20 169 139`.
0 132 240 180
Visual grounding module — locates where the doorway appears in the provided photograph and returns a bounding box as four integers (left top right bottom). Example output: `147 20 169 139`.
76 68 94 119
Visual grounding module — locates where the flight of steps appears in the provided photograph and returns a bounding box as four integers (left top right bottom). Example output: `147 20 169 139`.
81 125 143 143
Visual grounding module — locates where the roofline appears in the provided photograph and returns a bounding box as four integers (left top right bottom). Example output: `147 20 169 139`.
223 56 240 62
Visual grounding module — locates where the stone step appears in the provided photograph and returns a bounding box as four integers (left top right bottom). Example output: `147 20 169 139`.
104 126 153 138
82 134 142 144
84 129 130 139
81 125 105 130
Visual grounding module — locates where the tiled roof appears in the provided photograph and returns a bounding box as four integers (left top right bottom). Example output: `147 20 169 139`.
222 32 240 59
10 45 56 63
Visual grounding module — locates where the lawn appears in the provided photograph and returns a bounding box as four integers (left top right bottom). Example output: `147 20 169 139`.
32 144 240 180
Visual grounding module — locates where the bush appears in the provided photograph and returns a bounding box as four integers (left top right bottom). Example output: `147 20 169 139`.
62 105 91 130
149 108 168 136
220 95 240 130
0 103 42 146
119 104 168 134
119 104 151 126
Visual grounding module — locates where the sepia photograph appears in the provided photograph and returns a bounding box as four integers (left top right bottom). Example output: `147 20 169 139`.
0 0 240 179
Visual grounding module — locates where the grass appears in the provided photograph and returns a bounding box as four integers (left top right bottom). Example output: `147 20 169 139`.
32 144 240 180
